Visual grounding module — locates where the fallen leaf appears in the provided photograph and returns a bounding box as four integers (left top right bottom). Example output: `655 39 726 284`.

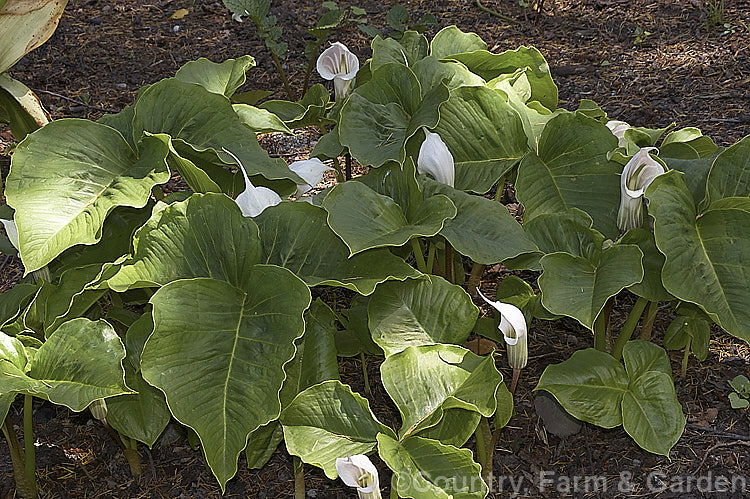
170 8 189 20
464 337 497 356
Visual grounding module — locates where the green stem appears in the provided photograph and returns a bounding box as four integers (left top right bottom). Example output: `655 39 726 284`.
123 436 142 477
681 339 691 377
293 456 305 499
639 301 659 341
302 40 324 95
361 352 371 396
611 297 649 361
269 49 295 101
31 266 51 284
390 477 399 499
593 297 614 351
475 0 518 24
493 176 506 202
23 394 36 496
331 156 344 183
410 238 428 273
475 418 493 485
467 262 485 296
345 153 352 180
444 240 454 284
426 241 437 274
3 410 36 498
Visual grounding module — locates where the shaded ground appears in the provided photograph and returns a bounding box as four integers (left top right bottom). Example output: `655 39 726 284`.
1 0 750 497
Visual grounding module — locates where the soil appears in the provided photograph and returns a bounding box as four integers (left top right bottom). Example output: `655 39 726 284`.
2 0 750 497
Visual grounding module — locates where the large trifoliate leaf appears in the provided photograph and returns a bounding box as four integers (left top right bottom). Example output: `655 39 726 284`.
254 202 420 295
429 25 487 60
0 0 68 73
368 277 478 357
515 112 622 239
537 343 684 456
0 318 131 411
142 269 311 490
423 179 537 264
433 85 527 193
381 345 500 439
702 135 750 209
647 170 750 343
281 380 395 479
322 181 456 255
131 78 301 193
378 433 487 499
6 121 170 273
339 63 449 167
539 245 644 330
106 313 170 448
107 193 261 291
450 46 558 110
174 55 256 98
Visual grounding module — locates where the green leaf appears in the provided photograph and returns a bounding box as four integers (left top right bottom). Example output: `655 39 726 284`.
494 382 514 430
451 47 558 110
619 228 672 302
132 78 299 191
703 135 750 209
6 121 170 273
0 319 131 411
622 340 672 380
106 313 170 448
432 85 528 193
222 0 269 20
336 296 383 357
258 84 330 129
536 348 629 428
142 270 311 490
368 277 478 357
423 179 537 264
0 0 67 73
377 433 488 499
430 26 487 60
245 421 283 469
255 202 420 295
515 112 622 239
662 149 721 206
0 284 38 329
0 73 49 140
539 245 644 330
281 380 393 479
233 104 292 134
107 193 262 291
371 32 428 71
647 170 750 343
175 55 256 98
339 63 449 167
381 345 501 438
322 181 455 255
621 371 685 456
0 392 14 424
411 56 485 98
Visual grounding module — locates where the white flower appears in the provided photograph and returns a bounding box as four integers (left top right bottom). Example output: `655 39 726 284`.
289 158 333 198
606 120 630 148
617 147 665 233
476 288 528 370
0 217 19 255
316 42 359 100
335 454 381 499
417 129 455 188
222 148 282 217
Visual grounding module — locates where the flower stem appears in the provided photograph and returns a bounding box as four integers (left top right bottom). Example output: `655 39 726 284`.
293 456 305 499
361 352 371 396
467 262 485 297
426 241 437 274
390 476 399 499
474 417 494 485
611 297 648 361
444 240 455 283
269 49 295 101
493 176 506 202
302 40 324 95
23 394 36 496
509 368 521 394
410 238 428 274
593 297 614 351
639 301 659 341
681 338 691 377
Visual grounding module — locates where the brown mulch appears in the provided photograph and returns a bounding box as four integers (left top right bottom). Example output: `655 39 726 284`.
1 0 750 497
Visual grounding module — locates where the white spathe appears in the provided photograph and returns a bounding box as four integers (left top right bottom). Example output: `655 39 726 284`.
0 217 19 254
476 287 528 370
316 42 359 100
417 129 455 188
289 158 333 197
606 120 630 148
335 454 381 499
222 148 282 217
617 146 665 232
